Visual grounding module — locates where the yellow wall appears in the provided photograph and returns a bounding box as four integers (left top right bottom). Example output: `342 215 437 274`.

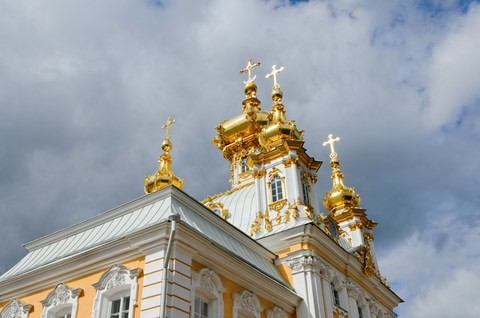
191 260 296 318
0 257 145 318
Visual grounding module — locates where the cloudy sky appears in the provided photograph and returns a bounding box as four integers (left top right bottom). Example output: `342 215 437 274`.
1 0 479 316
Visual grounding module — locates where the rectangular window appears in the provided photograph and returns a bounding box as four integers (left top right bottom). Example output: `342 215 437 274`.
240 157 249 173
271 176 283 202
194 297 208 318
358 306 364 318
331 283 340 306
302 179 310 204
109 296 130 318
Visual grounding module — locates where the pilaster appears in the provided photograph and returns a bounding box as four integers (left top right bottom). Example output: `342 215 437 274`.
288 254 325 318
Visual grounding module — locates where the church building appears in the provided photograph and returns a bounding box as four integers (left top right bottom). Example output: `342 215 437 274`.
0 59 402 318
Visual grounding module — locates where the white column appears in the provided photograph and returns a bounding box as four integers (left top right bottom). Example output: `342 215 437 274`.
320 267 334 318
288 255 325 318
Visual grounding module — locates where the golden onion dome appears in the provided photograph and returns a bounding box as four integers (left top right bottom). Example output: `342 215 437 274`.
323 155 361 211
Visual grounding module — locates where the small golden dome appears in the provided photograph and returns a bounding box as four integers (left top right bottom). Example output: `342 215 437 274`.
323 157 361 211
322 134 361 212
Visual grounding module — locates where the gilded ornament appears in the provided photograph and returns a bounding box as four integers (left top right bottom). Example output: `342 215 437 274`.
250 217 259 236
253 168 266 178
348 222 363 231
288 201 299 219
269 198 287 211
201 181 254 203
282 156 298 167
275 211 282 224
240 58 261 84
283 210 290 222
264 210 272 230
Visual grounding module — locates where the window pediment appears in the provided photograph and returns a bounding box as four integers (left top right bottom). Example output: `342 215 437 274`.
0 299 32 318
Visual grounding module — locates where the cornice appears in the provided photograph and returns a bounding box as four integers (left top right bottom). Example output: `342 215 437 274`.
261 224 403 310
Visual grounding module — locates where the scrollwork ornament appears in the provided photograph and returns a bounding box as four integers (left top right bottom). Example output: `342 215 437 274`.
199 269 215 292
51 284 71 306
288 255 321 273
106 266 126 290
266 306 288 318
0 299 32 318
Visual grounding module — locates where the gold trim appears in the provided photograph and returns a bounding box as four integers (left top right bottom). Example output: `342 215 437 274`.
201 181 254 203
282 156 298 167
253 168 266 178
269 198 287 211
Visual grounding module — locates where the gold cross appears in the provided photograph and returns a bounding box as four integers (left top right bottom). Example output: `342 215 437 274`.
162 116 176 140
322 134 340 157
265 65 285 87
240 58 261 84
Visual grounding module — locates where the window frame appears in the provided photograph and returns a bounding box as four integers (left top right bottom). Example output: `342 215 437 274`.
190 268 225 318
40 284 82 318
91 264 141 318
271 175 283 202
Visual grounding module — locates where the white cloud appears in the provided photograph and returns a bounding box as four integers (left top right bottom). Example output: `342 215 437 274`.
426 3 480 130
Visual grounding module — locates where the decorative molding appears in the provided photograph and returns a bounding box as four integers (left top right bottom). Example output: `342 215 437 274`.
288 255 321 273
282 156 298 168
191 268 225 318
41 284 82 318
269 199 287 212
233 290 262 318
91 264 141 318
346 281 360 299
266 306 288 318
253 168 266 179
0 299 32 318
193 268 226 294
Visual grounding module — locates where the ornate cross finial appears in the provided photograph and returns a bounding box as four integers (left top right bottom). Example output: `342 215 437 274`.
322 134 340 158
265 65 285 88
240 58 261 84
162 116 176 140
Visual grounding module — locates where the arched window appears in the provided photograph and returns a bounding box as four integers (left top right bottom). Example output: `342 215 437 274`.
191 268 225 318
41 284 82 318
301 179 310 205
91 264 141 318
270 175 283 202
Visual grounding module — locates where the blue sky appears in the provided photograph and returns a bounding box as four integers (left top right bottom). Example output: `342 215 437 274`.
0 0 479 316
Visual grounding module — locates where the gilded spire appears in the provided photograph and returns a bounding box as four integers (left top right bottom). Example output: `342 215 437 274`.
144 116 184 193
322 134 361 211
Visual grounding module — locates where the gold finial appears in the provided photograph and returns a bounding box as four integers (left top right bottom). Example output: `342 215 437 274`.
322 134 341 159
144 116 183 193
266 65 285 88
266 65 285 103
240 58 261 84
162 116 175 141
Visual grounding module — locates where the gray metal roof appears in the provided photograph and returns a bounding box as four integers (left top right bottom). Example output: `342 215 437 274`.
0 188 287 287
